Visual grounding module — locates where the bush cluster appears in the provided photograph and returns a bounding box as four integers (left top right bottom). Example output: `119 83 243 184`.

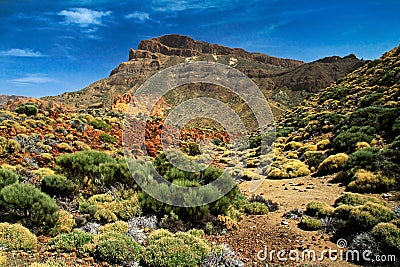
144 229 211 267
0 222 37 250
0 183 58 230
15 103 38 116
40 174 76 197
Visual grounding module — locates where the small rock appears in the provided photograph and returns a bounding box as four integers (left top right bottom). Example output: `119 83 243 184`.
281 220 289 226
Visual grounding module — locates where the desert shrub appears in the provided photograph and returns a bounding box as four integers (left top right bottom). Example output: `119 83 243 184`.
181 142 201 156
299 217 322 231
72 141 91 151
40 174 76 197
98 221 128 235
334 192 386 207
0 252 5 266
283 209 304 220
333 129 374 153
56 150 114 189
348 107 399 139
284 141 303 151
347 170 395 193
249 195 279 212
317 153 348 175
140 152 238 220
15 103 38 116
57 142 73 152
80 192 141 223
302 151 327 170
371 223 400 254
88 119 111 131
243 202 268 215
0 168 18 190
345 147 380 172
202 244 244 267
95 232 142 263
316 139 331 150
305 201 334 218
268 159 310 179
98 158 137 188
360 93 384 107
348 202 396 231
144 230 211 267
0 183 58 230
355 141 370 150
319 87 350 102
50 210 76 236
333 205 356 220
0 222 37 250
47 229 93 253
99 133 117 143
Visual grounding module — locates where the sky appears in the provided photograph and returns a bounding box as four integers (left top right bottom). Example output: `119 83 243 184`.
0 0 399 98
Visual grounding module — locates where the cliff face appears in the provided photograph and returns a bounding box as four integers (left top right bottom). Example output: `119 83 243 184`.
136 34 304 69
44 34 367 112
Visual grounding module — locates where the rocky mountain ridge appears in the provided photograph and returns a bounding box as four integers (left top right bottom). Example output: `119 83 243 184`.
44 34 367 113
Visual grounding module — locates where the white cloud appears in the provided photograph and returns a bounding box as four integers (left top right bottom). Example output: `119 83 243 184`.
57 8 112 27
8 74 57 86
125 12 151 22
0 48 44 57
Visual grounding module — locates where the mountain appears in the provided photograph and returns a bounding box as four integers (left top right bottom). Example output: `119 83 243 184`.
269 54 367 106
0 94 26 106
44 34 366 114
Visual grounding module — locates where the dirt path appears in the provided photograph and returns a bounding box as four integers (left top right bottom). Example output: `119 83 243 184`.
209 175 358 267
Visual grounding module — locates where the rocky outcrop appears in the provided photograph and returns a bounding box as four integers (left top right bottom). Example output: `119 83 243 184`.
136 34 304 69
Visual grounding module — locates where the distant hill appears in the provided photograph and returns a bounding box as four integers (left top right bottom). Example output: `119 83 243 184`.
0 94 26 106
44 34 366 114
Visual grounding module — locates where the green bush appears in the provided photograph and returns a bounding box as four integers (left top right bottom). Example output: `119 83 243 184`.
317 153 348 175
299 217 322 231
0 222 37 250
140 152 238 220
56 150 114 190
349 202 396 231
303 151 327 169
80 192 141 223
0 168 18 190
40 174 77 197
243 202 268 215
88 119 111 131
305 201 334 218
334 192 386 207
333 204 356 220
347 170 395 193
144 230 210 267
98 221 128 235
333 129 374 153
47 229 93 252
345 147 380 172
371 223 400 254
0 183 58 230
15 103 38 116
95 232 142 263
99 133 117 143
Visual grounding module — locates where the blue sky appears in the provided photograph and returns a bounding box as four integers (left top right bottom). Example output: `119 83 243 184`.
0 0 399 97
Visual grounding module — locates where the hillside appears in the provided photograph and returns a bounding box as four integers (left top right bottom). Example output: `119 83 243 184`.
0 40 398 267
44 34 366 114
